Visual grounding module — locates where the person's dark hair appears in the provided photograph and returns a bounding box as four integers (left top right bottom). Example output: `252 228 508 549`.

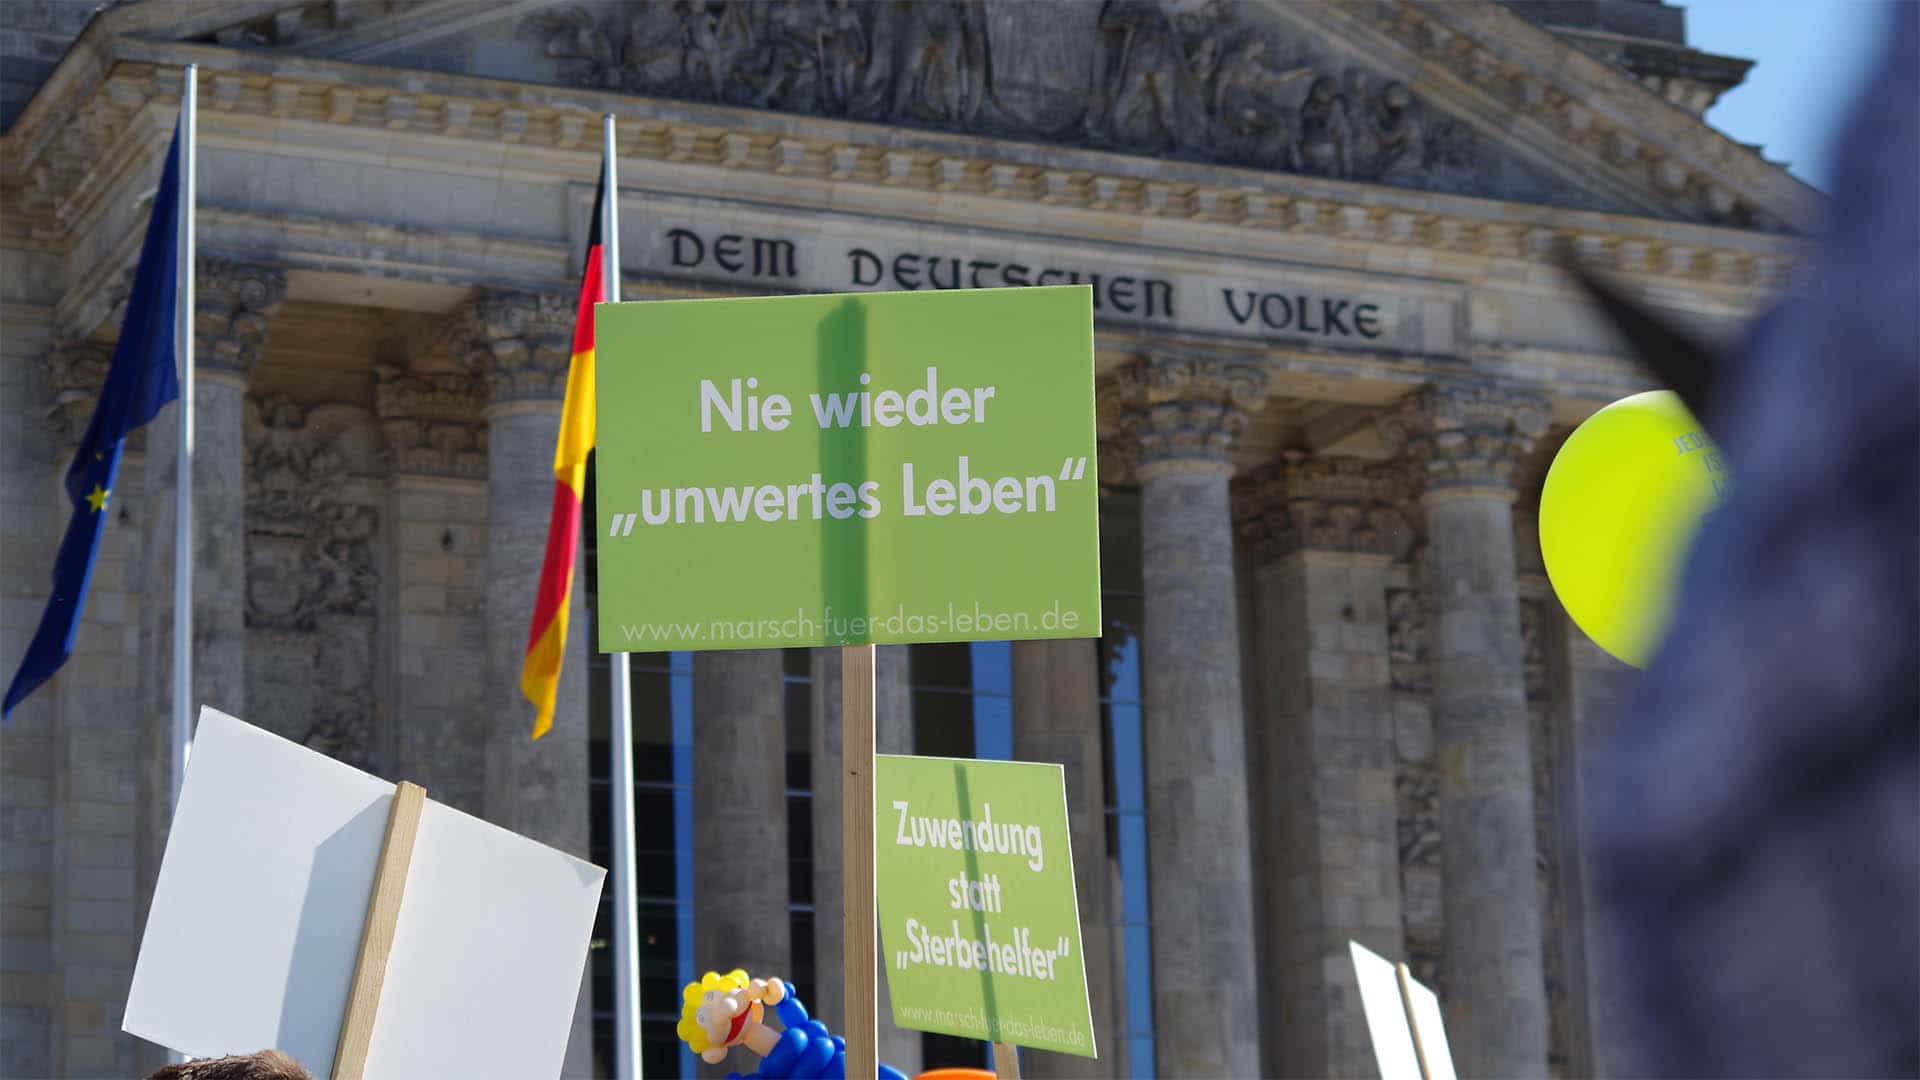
144 1050 317 1080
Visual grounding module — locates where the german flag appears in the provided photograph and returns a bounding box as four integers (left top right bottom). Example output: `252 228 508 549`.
522 176 604 738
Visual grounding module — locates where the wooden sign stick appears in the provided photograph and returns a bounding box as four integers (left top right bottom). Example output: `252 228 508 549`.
332 780 426 1080
1395 961 1435 1080
843 643 879 1080
992 1040 1023 1078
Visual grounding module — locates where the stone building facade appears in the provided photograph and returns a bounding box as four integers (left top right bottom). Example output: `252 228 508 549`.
0 1 1808 1077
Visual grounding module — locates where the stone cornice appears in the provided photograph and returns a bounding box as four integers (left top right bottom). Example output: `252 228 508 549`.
1234 451 1416 562
1311 2 1817 232
2 38 1802 296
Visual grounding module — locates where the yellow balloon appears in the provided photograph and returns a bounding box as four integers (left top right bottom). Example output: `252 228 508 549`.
1538 390 1727 668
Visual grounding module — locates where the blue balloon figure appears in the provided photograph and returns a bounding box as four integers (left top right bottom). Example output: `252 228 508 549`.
679 969 908 1080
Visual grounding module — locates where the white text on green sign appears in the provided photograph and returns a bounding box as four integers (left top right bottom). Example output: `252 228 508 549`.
593 287 1100 651
875 755 1095 1058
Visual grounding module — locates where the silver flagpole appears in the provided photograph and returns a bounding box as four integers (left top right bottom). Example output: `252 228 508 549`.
166 63 196 1070
602 113 643 1080
171 65 196 809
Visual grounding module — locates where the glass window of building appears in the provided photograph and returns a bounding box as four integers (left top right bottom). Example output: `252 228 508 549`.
1099 489 1156 1077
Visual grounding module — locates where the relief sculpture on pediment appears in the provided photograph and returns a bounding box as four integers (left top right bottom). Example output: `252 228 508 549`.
518 0 1500 195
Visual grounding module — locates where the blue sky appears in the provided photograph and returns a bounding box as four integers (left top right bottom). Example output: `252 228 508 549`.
1683 0 1896 190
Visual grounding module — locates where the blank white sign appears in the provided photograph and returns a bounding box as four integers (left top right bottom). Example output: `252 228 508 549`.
125 708 605 1079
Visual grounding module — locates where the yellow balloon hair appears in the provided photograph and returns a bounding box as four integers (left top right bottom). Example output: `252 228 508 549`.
677 969 751 1054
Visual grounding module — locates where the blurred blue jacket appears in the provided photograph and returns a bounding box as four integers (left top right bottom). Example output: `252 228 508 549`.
1586 7 1919 1077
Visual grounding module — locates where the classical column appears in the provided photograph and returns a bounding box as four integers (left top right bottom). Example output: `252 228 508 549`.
470 291 590 848
810 645 919 1074
1236 453 1412 1079
135 259 284 943
40 341 145 1075
1119 354 1266 1079
1555 613 1638 1080
468 290 593 1074
1379 381 1553 1078
374 366 491 815
1010 637 1114 1080
692 648 789 1079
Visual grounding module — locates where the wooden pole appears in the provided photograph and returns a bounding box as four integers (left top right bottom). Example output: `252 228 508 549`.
332 780 427 1079
842 643 878 1080
992 1041 1022 1078
1395 961 1435 1080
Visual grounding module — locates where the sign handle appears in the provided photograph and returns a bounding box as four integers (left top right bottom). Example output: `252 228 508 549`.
842 643 878 1080
1395 961 1434 1080
992 1041 1022 1078
332 780 427 1079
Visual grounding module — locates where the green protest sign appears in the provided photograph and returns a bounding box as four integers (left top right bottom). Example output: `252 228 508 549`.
593 287 1098 652
874 754 1095 1058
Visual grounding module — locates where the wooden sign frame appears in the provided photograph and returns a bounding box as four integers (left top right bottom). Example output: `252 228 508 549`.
843 643 879 1080
331 780 427 1080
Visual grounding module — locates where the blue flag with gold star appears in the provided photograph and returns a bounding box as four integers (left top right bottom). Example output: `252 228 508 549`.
3 120 184 719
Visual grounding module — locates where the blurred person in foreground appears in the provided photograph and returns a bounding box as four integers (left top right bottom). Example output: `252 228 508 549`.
1579 5 1918 1077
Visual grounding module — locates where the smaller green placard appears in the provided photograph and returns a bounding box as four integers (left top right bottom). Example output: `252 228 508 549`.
875 754 1095 1058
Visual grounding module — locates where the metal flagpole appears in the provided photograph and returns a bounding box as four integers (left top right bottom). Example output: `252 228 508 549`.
602 113 643 1080
165 63 197 1071
171 65 196 809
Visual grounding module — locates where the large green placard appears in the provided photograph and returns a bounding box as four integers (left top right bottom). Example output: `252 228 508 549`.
593 287 1098 651
875 754 1095 1057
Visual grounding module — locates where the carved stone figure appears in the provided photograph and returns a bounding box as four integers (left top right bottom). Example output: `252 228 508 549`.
621 3 689 90
244 396 379 632
1206 33 1311 168
1297 74 1353 178
1367 80 1424 181
817 0 869 115
1091 0 1183 150
744 0 820 110
892 2 989 127
706 1 759 101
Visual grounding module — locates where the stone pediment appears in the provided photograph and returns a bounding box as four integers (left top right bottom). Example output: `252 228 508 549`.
177 0 1811 229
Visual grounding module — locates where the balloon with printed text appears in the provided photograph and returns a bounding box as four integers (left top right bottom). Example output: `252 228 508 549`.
1539 390 1727 668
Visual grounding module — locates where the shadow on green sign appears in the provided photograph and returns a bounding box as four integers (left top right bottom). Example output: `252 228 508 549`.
818 298 869 631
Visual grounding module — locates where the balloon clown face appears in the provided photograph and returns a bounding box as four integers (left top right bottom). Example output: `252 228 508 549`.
677 969 787 1065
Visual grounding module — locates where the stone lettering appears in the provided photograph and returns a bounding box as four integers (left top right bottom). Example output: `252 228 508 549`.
894 253 923 289
667 226 1394 344
668 227 704 267
753 237 797 278
1144 279 1173 319
927 256 960 290
1260 293 1293 329
669 227 795 280
1321 299 1351 336
1354 303 1383 338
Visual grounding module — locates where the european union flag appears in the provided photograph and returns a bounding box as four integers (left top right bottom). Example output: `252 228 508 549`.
3 120 184 719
